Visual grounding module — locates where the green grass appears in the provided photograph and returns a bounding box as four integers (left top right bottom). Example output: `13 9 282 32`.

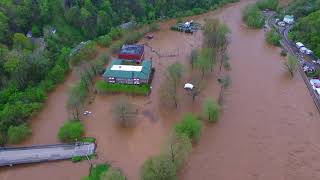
80 137 96 143
95 80 150 96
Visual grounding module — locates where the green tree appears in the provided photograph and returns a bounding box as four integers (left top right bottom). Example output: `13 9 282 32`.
194 48 213 78
242 4 265 29
58 120 84 142
140 155 177 180
203 98 220 123
7 123 32 144
175 113 202 142
0 12 9 43
265 28 281 46
12 33 33 50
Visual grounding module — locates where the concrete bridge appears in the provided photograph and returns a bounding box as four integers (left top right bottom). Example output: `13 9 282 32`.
0 142 96 166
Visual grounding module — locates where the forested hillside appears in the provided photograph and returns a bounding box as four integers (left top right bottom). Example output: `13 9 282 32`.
0 0 237 144
288 0 320 57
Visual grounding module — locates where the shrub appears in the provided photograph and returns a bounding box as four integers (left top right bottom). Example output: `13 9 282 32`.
280 49 287 57
72 156 84 163
257 0 279 11
123 31 143 44
109 28 123 40
7 123 32 144
97 35 112 47
69 42 97 66
265 29 281 46
109 41 124 54
95 81 150 95
58 120 84 142
80 137 96 143
175 114 202 142
202 98 220 123
242 4 265 28
140 155 177 180
101 167 125 180
192 8 205 15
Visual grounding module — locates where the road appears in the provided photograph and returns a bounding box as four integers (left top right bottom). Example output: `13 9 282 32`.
0 143 95 166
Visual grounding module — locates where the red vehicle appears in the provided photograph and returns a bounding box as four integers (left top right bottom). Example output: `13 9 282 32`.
118 44 144 63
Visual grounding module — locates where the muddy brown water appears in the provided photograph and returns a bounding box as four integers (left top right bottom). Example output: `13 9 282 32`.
1 0 320 180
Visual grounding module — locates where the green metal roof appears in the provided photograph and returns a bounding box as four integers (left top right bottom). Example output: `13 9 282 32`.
103 59 152 80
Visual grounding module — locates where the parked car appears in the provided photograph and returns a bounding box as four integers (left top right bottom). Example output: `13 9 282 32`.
310 79 320 95
277 21 286 27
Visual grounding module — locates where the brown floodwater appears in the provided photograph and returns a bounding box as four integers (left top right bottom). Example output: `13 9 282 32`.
1 0 319 180
180 1 320 180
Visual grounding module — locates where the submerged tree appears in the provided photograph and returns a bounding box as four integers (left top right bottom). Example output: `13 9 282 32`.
218 75 231 105
202 98 220 123
112 98 137 128
166 133 192 169
67 82 87 119
284 55 298 78
203 18 230 72
159 62 184 109
194 48 213 78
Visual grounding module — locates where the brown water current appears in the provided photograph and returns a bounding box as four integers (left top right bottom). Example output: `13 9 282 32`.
1 0 320 180
181 1 320 180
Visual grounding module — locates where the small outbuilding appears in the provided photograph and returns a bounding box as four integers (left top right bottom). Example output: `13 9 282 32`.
283 15 294 24
118 44 145 63
103 59 152 85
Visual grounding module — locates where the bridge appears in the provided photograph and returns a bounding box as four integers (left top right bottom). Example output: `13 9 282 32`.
0 142 96 166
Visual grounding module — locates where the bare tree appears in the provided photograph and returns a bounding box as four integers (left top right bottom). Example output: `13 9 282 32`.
159 62 184 109
187 74 205 102
203 18 230 72
189 49 199 69
166 133 192 169
284 55 298 78
218 75 231 105
67 83 86 119
112 98 137 128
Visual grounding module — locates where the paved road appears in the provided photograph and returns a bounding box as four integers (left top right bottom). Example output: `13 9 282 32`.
0 143 95 166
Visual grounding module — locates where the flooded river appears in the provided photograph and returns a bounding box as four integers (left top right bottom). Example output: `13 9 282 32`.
181 1 320 180
1 0 320 180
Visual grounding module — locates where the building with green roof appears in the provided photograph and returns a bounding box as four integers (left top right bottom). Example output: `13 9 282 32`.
103 59 152 84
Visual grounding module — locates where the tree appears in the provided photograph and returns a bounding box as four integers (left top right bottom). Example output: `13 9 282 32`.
7 123 32 144
186 74 205 102
112 98 138 128
166 133 192 169
0 12 9 43
58 120 84 142
67 83 87 119
190 49 199 69
265 28 281 46
101 167 125 180
194 48 213 78
175 113 202 143
203 18 230 72
140 155 177 180
203 98 220 123
12 33 33 50
218 75 231 105
159 62 184 109
242 4 265 28
284 55 298 77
